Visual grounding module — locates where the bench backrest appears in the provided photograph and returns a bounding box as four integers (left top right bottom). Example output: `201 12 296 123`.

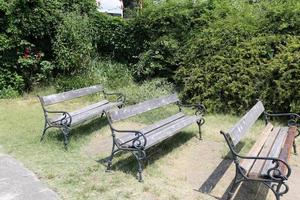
107 94 179 123
229 101 265 145
39 85 103 106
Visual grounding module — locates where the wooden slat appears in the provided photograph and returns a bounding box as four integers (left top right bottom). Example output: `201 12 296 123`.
260 127 289 177
50 100 108 122
117 112 186 144
145 115 200 148
50 101 122 126
42 85 103 105
240 123 274 173
118 115 200 148
108 94 179 122
278 126 297 175
229 101 265 145
248 127 280 178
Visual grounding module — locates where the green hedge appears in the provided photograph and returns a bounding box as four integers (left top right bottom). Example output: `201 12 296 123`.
1 0 299 114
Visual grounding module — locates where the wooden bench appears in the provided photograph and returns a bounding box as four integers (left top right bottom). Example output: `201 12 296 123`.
220 101 299 200
38 85 125 149
105 94 205 182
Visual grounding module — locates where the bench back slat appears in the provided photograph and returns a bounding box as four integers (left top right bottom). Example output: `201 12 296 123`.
229 101 265 145
41 85 103 106
108 94 179 122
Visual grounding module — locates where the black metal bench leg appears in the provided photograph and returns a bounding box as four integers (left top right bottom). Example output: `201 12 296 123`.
227 168 243 200
106 143 117 172
293 140 297 155
40 121 49 142
197 121 202 140
61 126 70 150
133 150 145 182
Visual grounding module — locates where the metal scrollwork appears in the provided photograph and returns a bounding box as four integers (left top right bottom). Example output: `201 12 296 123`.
132 132 147 149
195 103 206 116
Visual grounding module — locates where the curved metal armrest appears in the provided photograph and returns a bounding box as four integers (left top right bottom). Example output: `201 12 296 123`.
112 128 147 149
103 91 126 104
265 112 300 127
178 102 206 115
45 110 72 125
235 153 291 179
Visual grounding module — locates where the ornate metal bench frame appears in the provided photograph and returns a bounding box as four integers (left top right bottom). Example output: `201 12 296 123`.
105 94 206 182
38 85 125 149
221 102 299 200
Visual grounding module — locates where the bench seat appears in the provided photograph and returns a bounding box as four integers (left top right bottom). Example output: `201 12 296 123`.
49 100 123 126
221 101 299 200
38 84 125 149
105 94 205 182
240 125 297 179
116 112 201 149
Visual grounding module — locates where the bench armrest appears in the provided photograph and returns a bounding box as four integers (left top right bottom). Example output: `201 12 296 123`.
45 110 72 126
103 91 126 104
177 102 206 115
235 153 291 180
112 128 147 149
265 112 300 127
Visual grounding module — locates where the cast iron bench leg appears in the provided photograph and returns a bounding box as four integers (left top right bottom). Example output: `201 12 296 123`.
106 142 119 172
61 126 70 150
133 150 145 182
40 121 50 142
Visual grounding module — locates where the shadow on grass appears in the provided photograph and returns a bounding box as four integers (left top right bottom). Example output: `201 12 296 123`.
98 131 196 179
197 142 245 194
197 140 269 200
42 117 108 146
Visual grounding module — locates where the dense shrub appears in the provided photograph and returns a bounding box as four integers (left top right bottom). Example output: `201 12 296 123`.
0 0 96 96
54 11 93 74
176 0 300 113
1 0 299 114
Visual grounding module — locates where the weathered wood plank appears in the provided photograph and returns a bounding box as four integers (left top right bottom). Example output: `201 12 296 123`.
42 85 103 105
145 115 200 148
260 127 289 177
229 101 265 145
109 94 179 122
117 112 186 144
240 123 274 173
117 115 200 148
248 127 280 178
50 101 122 126
278 126 297 175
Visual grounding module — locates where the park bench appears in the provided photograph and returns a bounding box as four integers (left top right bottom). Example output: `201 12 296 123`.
105 93 205 182
220 101 299 200
38 85 125 149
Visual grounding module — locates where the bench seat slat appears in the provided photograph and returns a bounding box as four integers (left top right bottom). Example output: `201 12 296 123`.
109 94 179 122
248 127 281 178
117 114 200 149
42 85 103 105
145 115 200 148
50 101 122 126
260 127 289 177
278 126 297 175
117 112 186 144
240 123 274 173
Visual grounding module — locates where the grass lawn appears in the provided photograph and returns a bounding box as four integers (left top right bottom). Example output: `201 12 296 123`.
0 96 295 200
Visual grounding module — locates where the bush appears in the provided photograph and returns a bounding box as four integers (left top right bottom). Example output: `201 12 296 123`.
176 0 300 113
54 11 94 74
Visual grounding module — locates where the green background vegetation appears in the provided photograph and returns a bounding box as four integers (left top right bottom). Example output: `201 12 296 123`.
1 0 300 113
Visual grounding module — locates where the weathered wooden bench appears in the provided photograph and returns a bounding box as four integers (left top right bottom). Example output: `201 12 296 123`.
220 101 299 200
105 93 205 182
38 85 125 149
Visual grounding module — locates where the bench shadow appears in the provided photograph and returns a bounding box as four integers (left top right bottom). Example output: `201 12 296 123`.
44 117 108 144
98 131 196 179
197 142 245 195
196 141 270 200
